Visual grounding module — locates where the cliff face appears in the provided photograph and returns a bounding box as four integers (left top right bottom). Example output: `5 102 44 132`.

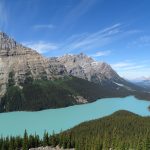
0 32 148 112
0 32 67 96
57 53 123 84
0 32 130 96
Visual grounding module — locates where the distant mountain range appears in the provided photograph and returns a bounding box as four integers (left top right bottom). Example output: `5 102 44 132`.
0 32 149 112
132 78 150 91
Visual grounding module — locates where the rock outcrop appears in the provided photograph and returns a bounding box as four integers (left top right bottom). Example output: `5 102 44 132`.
0 32 67 96
57 53 123 84
0 32 148 112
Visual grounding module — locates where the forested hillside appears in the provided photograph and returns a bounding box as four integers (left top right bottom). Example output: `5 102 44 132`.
0 75 131 112
0 111 150 150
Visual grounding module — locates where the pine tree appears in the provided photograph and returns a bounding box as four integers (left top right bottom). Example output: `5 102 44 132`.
9 136 15 150
43 131 49 146
8 71 15 87
137 137 144 150
34 133 40 147
143 131 150 150
22 129 28 150
102 132 110 150
15 136 22 150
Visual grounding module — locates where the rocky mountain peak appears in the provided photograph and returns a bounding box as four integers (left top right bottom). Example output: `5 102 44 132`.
0 32 17 51
0 32 9 39
58 53 122 83
0 32 40 57
0 32 67 96
58 53 93 65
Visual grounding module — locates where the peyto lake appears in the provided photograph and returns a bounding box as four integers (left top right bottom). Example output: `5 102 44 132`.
0 96 150 137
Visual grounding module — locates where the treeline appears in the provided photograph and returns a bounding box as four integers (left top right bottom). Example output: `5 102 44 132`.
0 110 150 150
0 130 64 150
0 71 131 112
54 110 150 150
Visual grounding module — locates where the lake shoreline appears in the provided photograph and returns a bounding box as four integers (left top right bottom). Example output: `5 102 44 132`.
0 96 149 138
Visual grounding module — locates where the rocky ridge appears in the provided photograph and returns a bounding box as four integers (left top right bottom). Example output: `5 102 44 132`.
0 32 67 96
57 53 126 85
0 32 148 113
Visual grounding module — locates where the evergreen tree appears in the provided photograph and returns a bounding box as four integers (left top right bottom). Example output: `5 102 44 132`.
0 111 149 149
22 130 28 150
8 71 15 87
43 131 49 146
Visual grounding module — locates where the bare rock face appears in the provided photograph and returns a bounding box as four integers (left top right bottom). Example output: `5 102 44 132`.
57 53 122 84
0 32 67 96
0 32 136 99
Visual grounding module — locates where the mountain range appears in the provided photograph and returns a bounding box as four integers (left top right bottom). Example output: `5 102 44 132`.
0 32 149 112
132 78 150 91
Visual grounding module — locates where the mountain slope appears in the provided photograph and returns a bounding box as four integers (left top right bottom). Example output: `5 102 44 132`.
134 79 150 91
52 110 150 149
0 32 67 96
0 76 132 112
57 53 120 82
57 53 144 92
0 32 149 112
1 110 150 150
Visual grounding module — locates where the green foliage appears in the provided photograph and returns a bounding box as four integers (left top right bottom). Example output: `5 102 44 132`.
1 74 149 112
0 111 150 149
0 86 24 112
24 71 33 85
8 71 15 87
53 110 150 150
22 130 28 150
1 76 127 112
43 131 49 146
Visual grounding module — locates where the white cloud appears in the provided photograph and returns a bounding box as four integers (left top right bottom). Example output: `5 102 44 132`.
60 0 99 31
60 23 122 53
23 41 58 54
33 24 55 30
91 50 111 57
112 62 133 68
22 23 141 63
111 61 150 79
128 35 150 48
57 23 140 55
25 23 140 57
111 61 146 71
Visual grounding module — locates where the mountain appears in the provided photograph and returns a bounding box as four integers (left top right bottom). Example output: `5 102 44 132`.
132 77 150 91
0 32 68 96
58 53 142 91
136 80 150 90
58 53 121 82
0 32 149 112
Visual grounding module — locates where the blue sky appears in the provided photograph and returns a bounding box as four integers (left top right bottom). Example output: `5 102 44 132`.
0 0 150 79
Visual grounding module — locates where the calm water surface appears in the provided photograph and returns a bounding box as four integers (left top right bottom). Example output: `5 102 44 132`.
0 96 149 137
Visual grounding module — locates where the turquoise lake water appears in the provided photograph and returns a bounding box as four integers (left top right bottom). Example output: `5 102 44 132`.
0 96 150 137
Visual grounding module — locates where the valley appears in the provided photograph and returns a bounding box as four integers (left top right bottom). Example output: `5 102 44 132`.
0 32 150 112
0 96 149 138
0 110 150 150
1 0 150 149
